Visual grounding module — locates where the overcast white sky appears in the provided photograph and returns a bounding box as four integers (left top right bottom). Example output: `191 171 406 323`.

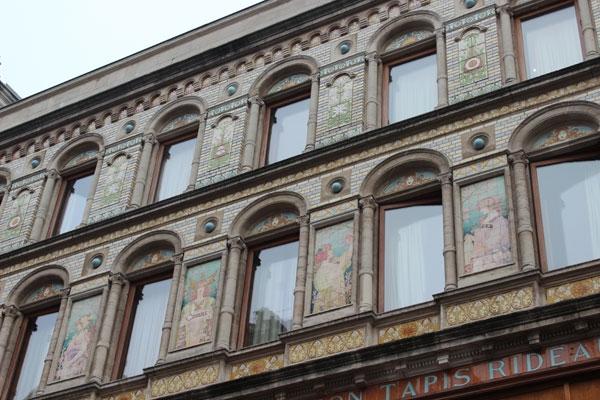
0 0 263 99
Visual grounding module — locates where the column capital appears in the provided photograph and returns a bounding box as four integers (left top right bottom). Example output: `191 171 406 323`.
365 52 381 64
45 168 59 180
109 272 127 286
508 151 529 165
437 172 453 185
310 72 320 83
143 133 157 145
496 4 513 16
297 214 310 226
359 196 377 210
59 287 71 299
172 252 185 264
228 237 246 250
248 96 264 107
3 304 20 319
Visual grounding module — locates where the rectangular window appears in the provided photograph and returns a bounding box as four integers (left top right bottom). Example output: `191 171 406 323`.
520 5 582 79
55 172 94 235
244 240 298 346
534 157 600 270
11 311 58 400
155 136 196 202
388 53 437 123
382 203 444 311
120 278 171 378
266 97 309 164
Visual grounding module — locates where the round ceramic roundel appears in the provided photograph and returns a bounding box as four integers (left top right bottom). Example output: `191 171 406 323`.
8 216 21 229
464 57 482 72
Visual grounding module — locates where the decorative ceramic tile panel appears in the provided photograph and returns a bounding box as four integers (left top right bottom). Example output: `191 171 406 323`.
150 364 219 398
288 328 365 364
454 155 506 179
461 176 512 274
2 190 32 240
23 280 63 304
311 220 354 313
381 168 437 194
130 248 174 271
249 210 298 235
268 74 310 95
532 125 595 149
64 149 98 169
385 30 432 52
101 390 146 400
459 30 487 85
55 295 102 380
208 117 234 169
101 155 128 206
161 113 200 133
176 260 220 349
445 287 534 327
327 75 353 128
230 354 284 379
378 316 439 344
546 276 600 304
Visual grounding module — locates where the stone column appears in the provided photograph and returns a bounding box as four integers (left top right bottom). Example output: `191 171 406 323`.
0 306 20 382
305 74 320 152
30 169 59 241
577 0 599 59
81 151 104 225
497 4 518 83
509 152 537 271
187 112 208 191
292 215 310 329
37 288 70 393
89 275 125 382
130 133 156 208
240 97 263 173
158 254 184 362
435 28 449 107
365 53 381 131
439 173 457 290
358 197 377 313
216 237 245 349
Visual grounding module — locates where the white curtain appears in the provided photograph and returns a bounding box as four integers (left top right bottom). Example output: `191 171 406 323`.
584 162 600 261
268 98 309 164
13 312 58 400
58 174 93 234
384 206 444 311
122 278 171 378
248 241 298 345
388 53 437 123
522 6 582 78
156 137 196 201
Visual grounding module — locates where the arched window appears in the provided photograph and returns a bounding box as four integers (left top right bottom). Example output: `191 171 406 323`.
0 267 69 400
30 135 104 240
110 233 182 379
131 97 207 207
360 150 455 312
509 101 600 272
242 56 320 171
366 11 447 129
219 193 309 349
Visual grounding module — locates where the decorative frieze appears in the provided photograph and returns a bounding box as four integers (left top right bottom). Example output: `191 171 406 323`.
288 327 365 364
445 286 535 326
230 354 284 379
546 276 600 304
104 136 142 156
206 96 248 119
150 364 219 398
378 316 439 344
453 155 507 180
446 6 496 32
101 390 146 400
310 200 358 222
319 53 365 77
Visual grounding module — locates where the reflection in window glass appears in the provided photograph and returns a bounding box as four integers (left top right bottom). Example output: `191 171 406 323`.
57 173 94 234
13 312 58 400
537 159 600 270
522 6 582 78
384 205 444 311
268 98 309 164
156 137 196 201
388 54 437 123
247 241 298 346
122 278 171 378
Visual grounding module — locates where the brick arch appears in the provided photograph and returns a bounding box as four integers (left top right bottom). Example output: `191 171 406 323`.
8 265 69 307
143 96 208 137
48 133 104 172
112 230 182 274
249 55 319 98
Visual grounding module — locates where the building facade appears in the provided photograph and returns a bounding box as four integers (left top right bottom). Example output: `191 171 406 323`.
0 0 600 399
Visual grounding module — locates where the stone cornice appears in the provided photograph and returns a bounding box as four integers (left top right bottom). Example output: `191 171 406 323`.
1 58 600 273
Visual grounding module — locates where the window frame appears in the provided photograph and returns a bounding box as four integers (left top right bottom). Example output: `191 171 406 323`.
514 1 585 81
529 150 600 272
377 192 443 313
112 271 172 380
49 163 96 237
259 84 311 167
148 127 198 203
237 234 299 348
5 304 59 400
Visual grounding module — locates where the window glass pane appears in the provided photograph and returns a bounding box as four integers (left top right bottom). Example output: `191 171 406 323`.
384 205 444 311
156 137 196 201
537 159 600 269
247 241 298 346
13 312 58 400
388 54 437 123
122 278 171 378
268 98 309 164
522 6 582 78
57 173 94 234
